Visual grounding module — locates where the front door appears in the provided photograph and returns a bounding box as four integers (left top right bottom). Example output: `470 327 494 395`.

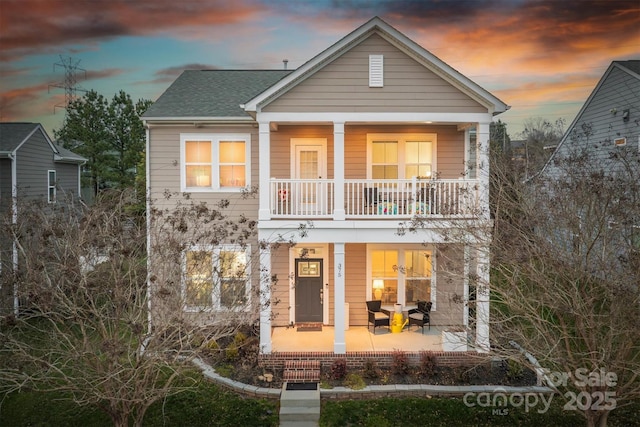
295 259 323 323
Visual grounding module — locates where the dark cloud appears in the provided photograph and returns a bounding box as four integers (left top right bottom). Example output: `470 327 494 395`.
0 0 266 61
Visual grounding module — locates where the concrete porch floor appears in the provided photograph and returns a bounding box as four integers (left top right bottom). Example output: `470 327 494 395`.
271 325 443 352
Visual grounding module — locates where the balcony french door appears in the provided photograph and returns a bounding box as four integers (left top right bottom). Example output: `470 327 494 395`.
293 139 327 214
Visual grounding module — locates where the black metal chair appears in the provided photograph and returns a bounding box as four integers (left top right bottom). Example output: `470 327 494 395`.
364 187 379 208
366 300 390 333
408 300 432 333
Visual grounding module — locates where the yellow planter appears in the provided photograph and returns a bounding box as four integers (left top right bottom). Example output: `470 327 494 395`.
390 313 408 333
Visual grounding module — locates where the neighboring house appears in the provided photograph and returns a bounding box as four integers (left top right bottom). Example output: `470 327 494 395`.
0 122 86 313
143 17 508 356
541 60 640 178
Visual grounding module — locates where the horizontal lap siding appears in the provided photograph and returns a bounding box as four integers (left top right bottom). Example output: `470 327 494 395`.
147 126 259 220
55 163 79 199
264 34 485 113
15 131 54 200
346 124 465 179
271 245 291 326
346 243 367 325
270 125 334 179
432 244 464 326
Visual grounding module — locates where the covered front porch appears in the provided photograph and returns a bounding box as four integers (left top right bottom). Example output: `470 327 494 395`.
271 325 443 352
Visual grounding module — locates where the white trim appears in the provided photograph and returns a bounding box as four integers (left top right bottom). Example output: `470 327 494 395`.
369 54 384 87
290 138 328 180
256 111 494 124
366 244 436 310
47 169 57 203
366 133 437 179
180 133 251 193
181 244 252 312
243 17 507 113
288 244 329 325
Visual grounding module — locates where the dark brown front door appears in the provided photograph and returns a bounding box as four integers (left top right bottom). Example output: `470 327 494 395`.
295 259 323 323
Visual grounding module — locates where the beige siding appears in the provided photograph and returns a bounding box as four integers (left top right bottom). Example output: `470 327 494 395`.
431 244 465 326
271 245 291 326
269 125 334 179
346 124 465 179
264 34 485 114
267 124 465 180
345 243 367 326
147 125 259 219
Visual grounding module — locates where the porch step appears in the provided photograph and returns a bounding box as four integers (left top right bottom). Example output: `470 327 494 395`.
283 360 321 382
279 382 320 427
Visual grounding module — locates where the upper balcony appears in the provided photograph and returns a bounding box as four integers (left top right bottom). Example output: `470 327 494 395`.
269 177 480 219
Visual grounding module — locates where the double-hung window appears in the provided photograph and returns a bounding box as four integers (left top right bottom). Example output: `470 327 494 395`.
47 170 56 203
183 245 251 311
368 133 436 179
181 134 250 192
369 245 435 308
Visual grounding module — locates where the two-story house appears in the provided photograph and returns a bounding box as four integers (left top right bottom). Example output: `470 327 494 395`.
0 122 86 314
143 17 508 358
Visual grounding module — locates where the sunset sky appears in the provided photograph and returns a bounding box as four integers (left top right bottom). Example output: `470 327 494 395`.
1 0 639 138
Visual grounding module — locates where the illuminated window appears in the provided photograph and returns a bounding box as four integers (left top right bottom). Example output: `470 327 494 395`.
368 134 435 179
47 170 56 203
183 245 250 310
181 134 250 191
405 250 432 304
369 246 435 307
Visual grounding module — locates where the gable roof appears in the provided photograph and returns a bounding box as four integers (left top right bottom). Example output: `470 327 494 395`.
142 70 292 120
0 122 43 153
242 16 508 115
0 122 86 163
540 60 640 175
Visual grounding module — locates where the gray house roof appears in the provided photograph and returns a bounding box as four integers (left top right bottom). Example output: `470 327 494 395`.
142 70 292 120
0 122 86 163
0 122 41 153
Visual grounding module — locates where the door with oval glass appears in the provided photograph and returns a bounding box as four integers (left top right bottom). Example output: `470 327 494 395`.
295 259 323 323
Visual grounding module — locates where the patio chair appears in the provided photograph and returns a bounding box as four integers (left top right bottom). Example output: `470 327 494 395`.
366 300 390 334
408 300 432 333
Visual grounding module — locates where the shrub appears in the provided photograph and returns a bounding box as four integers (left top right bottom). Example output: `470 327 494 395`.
225 343 239 361
233 331 247 346
344 373 366 390
330 358 347 380
418 351 437 378
363 359 380 379
391 350 409 376
506 359 523 381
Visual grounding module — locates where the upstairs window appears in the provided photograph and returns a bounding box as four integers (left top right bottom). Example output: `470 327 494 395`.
368 133 436 180
181 134 250 192
47 170 56 203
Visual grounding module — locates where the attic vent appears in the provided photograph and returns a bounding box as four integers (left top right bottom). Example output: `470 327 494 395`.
369 54 384 87
614 137 626 147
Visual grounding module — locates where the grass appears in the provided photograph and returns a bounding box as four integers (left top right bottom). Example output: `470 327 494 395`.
0 379 278 427
319 397 640 427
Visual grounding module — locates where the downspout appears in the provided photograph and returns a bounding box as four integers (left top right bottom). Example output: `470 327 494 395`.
10 153 19 315
143 125 152 351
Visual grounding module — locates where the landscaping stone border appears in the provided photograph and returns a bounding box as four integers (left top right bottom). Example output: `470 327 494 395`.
192 358 554 402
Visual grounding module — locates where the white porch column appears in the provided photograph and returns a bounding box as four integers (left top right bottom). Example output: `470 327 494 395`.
258 122 271 221
333 122 345 221
475 245 490 352
477 122 491 219
333 242 346 353
259 244 273 354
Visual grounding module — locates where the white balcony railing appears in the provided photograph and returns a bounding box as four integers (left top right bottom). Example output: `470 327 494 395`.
270 178 480 219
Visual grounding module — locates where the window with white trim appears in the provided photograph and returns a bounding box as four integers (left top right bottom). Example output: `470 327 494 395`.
369 245 435 308
47 170 56 203
181 134 250 191
183 245 250 310
368 133 436 179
